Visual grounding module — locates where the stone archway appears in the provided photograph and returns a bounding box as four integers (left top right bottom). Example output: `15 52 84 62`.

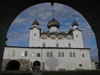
33 61 41 71
6 60 20 70
0 0 100 74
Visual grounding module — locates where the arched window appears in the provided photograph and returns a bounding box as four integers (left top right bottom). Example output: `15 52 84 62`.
37 53 40 57
82 54 84 57
21 51 25 56
58 52 61 57
50 52 53 57
76 35 78 37
34 33 36 36
8 50 12 56
62 52 64 57
32 52 35 57
70 52 72 57
68 43 71 48
47 52 49 57
12 50 15 56
25 51 28 56
56 43 59 47
73 52 75 57
43 43 46 47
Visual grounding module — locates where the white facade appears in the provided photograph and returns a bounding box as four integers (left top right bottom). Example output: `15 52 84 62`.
3 47 92 71
2 16 95 71
29 27 84 48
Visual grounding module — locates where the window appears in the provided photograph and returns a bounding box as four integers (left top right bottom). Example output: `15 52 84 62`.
32 52 35 57
76 35 78 37
79 64 82 67
34 33 36 36
70 52 72 57
21 51 25 56
8 50 15 56
82 54 84 57
12 50 15 56
50 52 53 57
56 43 59 47
58 52 61 57
47 52 49 57
70 52 76 57
68 43 71 48
73 52 76 57
8 50 12 56
43 43 46 47
25 51 28 56
62 52 64 57
37 53 40 57
58 52 64 57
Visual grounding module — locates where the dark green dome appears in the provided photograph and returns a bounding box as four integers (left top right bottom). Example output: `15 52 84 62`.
32 19 39 25
47 18 60 29
72 21 78 27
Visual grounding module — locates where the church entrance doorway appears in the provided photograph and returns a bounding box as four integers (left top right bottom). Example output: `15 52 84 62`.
6 60 20 70
33 61 41 71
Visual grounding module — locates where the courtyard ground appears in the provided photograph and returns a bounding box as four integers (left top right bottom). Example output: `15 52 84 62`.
1 70 100 75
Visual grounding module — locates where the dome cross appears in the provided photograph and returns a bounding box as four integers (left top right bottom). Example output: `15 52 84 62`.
35 13 38 20
52 9 55 18
32 13 39 26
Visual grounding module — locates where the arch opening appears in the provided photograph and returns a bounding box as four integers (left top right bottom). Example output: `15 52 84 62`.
2 1 99 71
32 61 41 71
6 60 20 70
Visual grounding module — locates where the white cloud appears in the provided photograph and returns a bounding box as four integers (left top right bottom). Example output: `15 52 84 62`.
7 30 29 46
64 23 71 25
39 12 52 21
39 21 47 25
11 17 27 26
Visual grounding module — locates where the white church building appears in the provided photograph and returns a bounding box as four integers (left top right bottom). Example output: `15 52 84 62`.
2 14 96 71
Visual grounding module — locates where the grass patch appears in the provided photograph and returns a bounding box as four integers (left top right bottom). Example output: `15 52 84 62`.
1 70 100 75
42 70 100 75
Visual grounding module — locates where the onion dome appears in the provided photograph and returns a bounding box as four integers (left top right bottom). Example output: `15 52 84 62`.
72 15 78 27
47 17 60 29
72 21 78 27
32 13 39 26
32 19 39 25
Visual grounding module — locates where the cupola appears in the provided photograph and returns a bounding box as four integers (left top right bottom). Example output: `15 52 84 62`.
47 10 60 33
32 19 39 26
32 14 39 26
47 17 60 29
72 15 78 29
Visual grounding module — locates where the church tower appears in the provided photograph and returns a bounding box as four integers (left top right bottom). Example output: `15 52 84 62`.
72 15 84 48
29 14 41 47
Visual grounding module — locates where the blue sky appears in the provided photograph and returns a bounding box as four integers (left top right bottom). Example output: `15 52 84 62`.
7 3 98 62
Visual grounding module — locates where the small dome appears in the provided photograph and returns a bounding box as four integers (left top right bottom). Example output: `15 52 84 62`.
47 18 60 29
32 19 39 25
72 21 78 27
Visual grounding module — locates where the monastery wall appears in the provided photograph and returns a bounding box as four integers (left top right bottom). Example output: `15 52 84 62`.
2 47 92 71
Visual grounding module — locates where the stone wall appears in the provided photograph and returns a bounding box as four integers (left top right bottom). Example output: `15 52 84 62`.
2 59 30 71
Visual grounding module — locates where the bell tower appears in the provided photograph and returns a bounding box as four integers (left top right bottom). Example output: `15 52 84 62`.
72 15 84 48
29 14 40 47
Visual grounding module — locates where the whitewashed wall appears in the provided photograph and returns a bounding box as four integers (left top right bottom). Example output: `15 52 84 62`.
29 27 84 48
3 47 92 71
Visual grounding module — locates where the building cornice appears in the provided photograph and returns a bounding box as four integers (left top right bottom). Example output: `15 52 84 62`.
5 46 90 50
